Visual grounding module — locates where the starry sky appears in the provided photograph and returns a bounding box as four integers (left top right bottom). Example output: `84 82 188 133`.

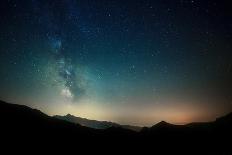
0 0 232 126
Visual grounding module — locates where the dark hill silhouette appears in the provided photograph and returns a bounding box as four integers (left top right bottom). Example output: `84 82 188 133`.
0 100 136 149
0 100 231 154
54 114 142 131
0 100 100 138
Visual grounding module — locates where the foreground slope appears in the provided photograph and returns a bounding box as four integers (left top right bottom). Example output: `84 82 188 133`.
0 100 231 154
0 100 135 143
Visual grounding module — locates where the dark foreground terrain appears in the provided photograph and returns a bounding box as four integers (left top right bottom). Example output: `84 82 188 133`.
0 100 231 154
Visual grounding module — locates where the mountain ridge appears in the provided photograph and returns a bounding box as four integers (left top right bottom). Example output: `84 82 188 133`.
54 113 142 131
1 100 232 154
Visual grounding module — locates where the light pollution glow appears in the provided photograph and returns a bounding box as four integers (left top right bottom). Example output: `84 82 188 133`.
13 97 228 126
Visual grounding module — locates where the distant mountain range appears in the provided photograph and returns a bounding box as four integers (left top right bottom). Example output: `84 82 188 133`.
54 114 142 131
0 100 231 154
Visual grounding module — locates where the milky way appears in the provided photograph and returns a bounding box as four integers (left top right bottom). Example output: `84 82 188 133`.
50 38 86 101
37 0 89 102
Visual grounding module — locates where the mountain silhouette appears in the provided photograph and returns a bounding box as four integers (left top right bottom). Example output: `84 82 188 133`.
54 114 142 131
0 100 136 147
0 100 231 154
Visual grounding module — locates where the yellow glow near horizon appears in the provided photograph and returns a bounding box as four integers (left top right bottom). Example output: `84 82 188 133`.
35 98 227 126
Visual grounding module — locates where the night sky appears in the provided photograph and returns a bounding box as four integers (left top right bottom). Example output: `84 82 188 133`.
0 0 232 126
